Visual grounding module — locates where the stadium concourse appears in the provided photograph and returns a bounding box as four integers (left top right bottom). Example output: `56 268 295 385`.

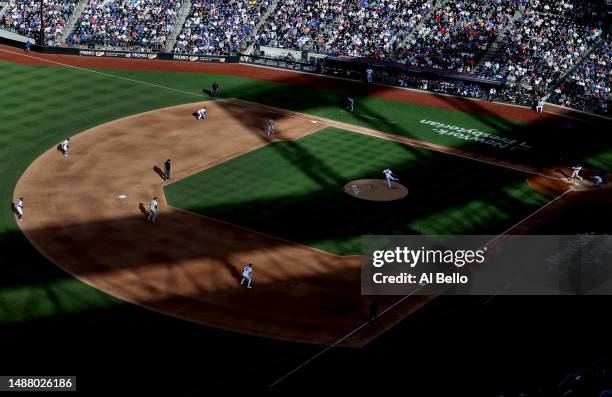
1 0 609 116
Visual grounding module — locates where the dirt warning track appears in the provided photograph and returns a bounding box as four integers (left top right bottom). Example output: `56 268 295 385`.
14 99 434 346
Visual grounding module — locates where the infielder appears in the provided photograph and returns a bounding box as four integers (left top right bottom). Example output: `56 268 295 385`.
383 168 399 190
196 107 207 120
265 118 276 135
16 197 24 220
347 96 355 112
569 164 583 181
61 138 70 158
240 263 253 288
147 196 159 223
164 159 171 180
211 82 220 98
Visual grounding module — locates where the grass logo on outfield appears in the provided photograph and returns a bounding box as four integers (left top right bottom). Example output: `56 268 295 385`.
420 120 531 151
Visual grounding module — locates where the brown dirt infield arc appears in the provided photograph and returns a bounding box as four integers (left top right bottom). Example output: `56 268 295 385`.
3 46 611 346
14 100 436 346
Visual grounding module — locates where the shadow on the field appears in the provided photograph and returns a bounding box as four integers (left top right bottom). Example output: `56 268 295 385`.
219 73 611 173
138 202 149 217
153 166 165 180
10 202 18 217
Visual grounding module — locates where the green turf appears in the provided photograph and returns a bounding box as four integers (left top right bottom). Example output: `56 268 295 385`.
165 128 551 255
0 57 610 322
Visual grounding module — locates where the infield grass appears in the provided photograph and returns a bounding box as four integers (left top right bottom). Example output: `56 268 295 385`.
0 57 610 322
165 128 551 255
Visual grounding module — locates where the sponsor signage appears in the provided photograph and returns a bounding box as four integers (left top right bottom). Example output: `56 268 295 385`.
78 49 233 63
78 49 157 60
171 54 227 63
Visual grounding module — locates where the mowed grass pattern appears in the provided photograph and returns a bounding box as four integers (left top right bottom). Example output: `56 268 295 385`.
165 128 551 255
0 61 196 323
0 57 608 322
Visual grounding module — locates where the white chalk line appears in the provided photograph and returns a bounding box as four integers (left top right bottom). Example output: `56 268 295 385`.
269 187 573 387
1 45 580 386
1 47 563 182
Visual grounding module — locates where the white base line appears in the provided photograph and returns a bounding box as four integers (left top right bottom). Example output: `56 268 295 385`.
2 47 575 376
0 47 203 99
269 187 573 388
0 47 563 182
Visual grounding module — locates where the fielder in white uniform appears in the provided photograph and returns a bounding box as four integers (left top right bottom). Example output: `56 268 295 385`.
265 118 276 135
536 98 544 113
383 168 399 190
569 164 583 181
347 97 355 112
196 107 207 120
16 197 24 220
147 197 159 223
240 263 253 288
61 138 70 157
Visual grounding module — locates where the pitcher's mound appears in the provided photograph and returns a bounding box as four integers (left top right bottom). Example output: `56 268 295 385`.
344 179 409 201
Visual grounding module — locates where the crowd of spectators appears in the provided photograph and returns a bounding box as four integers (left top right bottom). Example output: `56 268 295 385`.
480 0 605 104
399 0 516 75
323 0 431 59
67 0 183 50
174 0 271 55
3 0 77 45
254 0 346 53
551 40 611 115
3 0 610 117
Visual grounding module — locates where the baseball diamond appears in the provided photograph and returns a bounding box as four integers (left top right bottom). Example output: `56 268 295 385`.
1 16 612 393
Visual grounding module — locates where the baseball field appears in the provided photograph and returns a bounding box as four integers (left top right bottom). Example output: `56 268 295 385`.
1 45 611 392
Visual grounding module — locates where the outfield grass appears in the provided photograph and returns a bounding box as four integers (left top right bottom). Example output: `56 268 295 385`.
165 128 551 255
0 58 610 322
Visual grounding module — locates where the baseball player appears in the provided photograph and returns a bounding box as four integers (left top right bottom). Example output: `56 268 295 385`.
61 138 70 158
15 197 24 220
147 196 159 223
592 175 604 187
569 164 583 181
536 97 545 113
383 168 399 190
211 82 220 98
347 96 355 112
240 263 253 288
265 118 276 135
196 107 207 120
164 159 171 180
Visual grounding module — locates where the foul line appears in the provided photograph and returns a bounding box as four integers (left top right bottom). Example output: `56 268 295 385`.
1 47 563 182
0 47 203 99
269 187 573 387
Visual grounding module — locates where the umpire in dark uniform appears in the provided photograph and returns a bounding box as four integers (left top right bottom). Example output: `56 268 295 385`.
164 159 171 180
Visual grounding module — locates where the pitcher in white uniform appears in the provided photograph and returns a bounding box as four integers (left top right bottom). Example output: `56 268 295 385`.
383 168 399 190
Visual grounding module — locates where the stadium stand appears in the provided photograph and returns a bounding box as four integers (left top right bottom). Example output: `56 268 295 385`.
173 0 271 55
254 0 348 53
3 0 609 116
67 0 183 50
399 0 517 74
2 0 77 45
551 39 611 115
